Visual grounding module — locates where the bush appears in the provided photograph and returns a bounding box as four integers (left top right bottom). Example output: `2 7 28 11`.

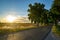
56 25 60 31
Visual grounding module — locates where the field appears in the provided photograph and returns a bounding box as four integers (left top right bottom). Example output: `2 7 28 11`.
0 23 36 34
0 23 48 35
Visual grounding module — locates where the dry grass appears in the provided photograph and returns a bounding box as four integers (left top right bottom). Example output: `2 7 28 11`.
0 23 37 34
0 23 48 35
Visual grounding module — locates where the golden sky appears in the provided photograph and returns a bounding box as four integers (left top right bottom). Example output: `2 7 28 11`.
0 16 30 23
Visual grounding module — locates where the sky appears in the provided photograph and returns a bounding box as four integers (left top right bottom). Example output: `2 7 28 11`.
0 0 53 18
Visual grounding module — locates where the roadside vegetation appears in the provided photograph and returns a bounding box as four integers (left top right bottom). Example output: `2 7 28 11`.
28 0 60 36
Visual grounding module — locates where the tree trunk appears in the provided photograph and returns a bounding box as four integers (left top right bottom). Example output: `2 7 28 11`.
36 22 39 27
55 20 58 26
55 20 60 31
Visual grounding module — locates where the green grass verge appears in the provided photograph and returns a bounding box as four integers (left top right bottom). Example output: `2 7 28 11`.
52 25 60 36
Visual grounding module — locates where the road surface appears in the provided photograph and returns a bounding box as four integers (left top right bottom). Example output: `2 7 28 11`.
0 26 52 40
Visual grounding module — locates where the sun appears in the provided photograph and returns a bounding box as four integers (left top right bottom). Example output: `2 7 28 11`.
6 15 16 23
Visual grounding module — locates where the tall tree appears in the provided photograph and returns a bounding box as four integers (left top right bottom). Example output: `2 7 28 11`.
50 0 60 26
50 0 60 31
28 3 49 26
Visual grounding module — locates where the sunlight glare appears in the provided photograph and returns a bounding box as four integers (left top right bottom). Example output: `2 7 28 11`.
6 15 16 23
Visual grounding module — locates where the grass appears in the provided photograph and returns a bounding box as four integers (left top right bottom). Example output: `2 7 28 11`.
52 25 60 36
0 23 48 36
0 25 37 35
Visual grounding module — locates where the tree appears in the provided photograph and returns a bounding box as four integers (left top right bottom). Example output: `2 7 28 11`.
50 0 60 31
50 0 60 26
28 3 49 26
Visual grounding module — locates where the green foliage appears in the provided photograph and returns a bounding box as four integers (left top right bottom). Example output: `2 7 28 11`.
50 0 60 32
28 3 50 26
56 25 60 31
28 1 60 26
50 0 60 21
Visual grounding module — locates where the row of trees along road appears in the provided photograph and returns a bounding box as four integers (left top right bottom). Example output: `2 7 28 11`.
50 0 60 30
28 0 60 28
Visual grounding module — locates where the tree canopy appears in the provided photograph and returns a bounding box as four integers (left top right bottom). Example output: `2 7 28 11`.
28 0 60 27
50 0 60 30
28 3 50 26
50 0 60 20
